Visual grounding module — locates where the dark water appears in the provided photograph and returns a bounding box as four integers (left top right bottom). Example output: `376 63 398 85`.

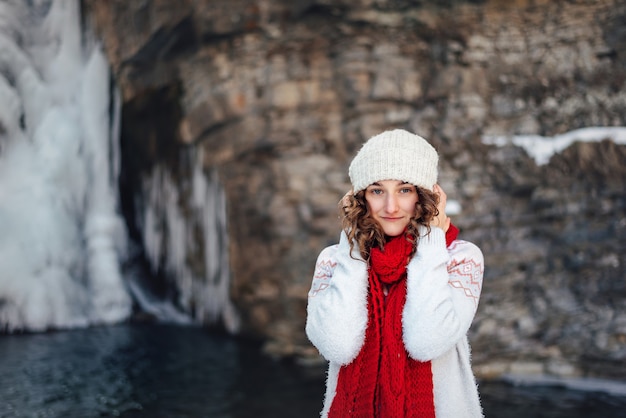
1 324 625 418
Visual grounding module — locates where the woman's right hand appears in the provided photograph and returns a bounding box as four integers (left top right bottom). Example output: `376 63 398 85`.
430 184 451 233
341 190 353 213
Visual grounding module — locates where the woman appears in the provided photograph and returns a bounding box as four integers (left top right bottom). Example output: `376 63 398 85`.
306 129 484 417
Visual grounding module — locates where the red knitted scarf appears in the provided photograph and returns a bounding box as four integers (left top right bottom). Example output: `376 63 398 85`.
328 225 459 418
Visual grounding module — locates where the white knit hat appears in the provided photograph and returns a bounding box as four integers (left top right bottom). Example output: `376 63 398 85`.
348 129 438 193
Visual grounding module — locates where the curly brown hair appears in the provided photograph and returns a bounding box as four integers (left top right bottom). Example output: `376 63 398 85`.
340 186 440 261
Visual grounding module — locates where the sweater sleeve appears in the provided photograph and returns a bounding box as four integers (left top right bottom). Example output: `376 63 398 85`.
305 231 369 365
402 225 484 361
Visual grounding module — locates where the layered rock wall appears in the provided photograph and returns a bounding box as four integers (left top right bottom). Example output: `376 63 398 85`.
85 0 626 379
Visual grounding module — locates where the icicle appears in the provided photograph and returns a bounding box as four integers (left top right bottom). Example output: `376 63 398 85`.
81 45 131 323
139 150 239 332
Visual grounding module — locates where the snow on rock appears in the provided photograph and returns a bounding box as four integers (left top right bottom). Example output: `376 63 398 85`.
482 127 626 166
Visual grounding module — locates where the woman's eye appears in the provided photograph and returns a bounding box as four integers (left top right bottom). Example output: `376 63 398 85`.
369 188 383 195
400 187 413 194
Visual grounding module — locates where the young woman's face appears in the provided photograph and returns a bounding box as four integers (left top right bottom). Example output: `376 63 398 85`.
364 180 418 237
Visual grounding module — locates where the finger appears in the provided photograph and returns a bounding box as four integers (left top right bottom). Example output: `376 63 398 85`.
433 183 446 199
436 187 447 209
340 190 354 211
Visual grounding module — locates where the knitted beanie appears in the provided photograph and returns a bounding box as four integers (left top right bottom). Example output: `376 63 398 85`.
348 129 438 193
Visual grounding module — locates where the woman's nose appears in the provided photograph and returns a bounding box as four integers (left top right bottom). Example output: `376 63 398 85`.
385 195 399 213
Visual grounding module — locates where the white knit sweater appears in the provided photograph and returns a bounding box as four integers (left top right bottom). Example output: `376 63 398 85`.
305 226 484 417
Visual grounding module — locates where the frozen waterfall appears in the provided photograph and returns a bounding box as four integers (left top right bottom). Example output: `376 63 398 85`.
0 0 131 331
0 0 239 333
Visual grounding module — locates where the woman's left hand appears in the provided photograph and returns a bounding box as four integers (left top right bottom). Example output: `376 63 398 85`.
431 184 450 233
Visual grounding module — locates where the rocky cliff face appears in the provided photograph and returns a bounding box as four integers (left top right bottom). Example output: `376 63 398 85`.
84 0 626 380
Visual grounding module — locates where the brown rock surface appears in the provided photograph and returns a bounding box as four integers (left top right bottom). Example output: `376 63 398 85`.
84 0 626 379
